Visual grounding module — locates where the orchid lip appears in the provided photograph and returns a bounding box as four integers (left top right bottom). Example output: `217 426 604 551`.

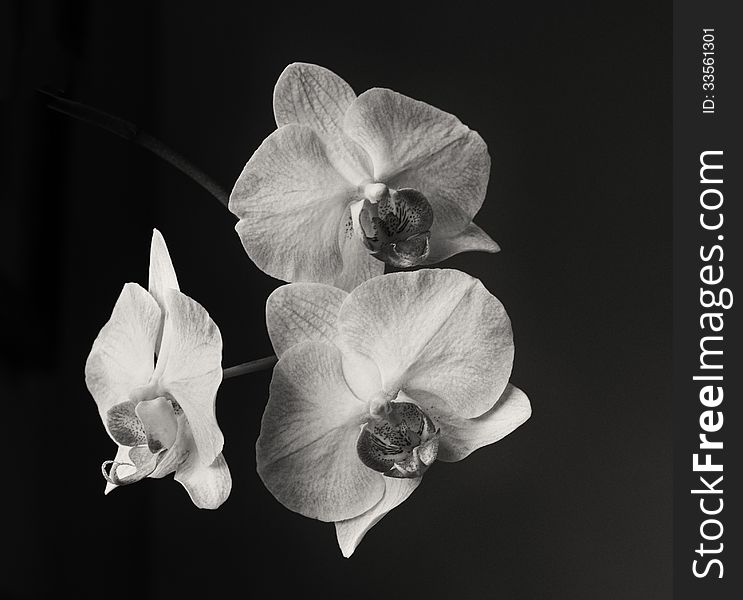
102 395 185 486
356 400 440 479
355 186 434 268
101 453 159 487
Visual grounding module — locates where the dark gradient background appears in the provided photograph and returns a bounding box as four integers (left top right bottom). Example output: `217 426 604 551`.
2 2 671 598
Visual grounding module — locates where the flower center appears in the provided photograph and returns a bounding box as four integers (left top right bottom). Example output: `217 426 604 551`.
356 184 434 268
356 399 440 478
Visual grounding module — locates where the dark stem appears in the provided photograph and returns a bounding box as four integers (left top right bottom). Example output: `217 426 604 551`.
222 356 278 380
39 89 232 209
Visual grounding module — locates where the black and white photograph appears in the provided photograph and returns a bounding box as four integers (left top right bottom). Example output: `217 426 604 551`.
2 1 741 598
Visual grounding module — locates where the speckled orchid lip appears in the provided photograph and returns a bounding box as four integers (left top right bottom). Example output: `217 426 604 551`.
357 399 440 478
102 396 184 486
355 185 434 268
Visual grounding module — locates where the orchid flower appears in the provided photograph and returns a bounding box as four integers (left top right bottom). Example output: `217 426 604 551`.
257 269 531 556
85 230 231 509
229 63 500 291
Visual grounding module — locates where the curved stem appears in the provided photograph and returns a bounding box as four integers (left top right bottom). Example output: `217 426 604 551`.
222 356 278 380
39 89 232 209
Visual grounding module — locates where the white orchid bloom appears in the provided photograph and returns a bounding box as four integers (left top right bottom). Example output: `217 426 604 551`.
257 269 530 556
85 230 231 509
230 63 499 291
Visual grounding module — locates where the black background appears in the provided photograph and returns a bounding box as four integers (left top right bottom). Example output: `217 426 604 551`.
2 2 672 598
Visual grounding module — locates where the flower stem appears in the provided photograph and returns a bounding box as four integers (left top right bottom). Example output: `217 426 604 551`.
222 356 278 380
39 89 232 209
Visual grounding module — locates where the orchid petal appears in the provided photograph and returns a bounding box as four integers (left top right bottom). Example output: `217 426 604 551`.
273 64 373 183
344 88 490 237
339 351 384 405
325 134 375 188
274 62 356 136
266 283 348 357
335 477 421 558
257 341 384 522
154 288 223 467
425 221 501 264
230 124 360 285
135 397 178 454
86 283 161 422
411 384 531 462
148 229 180 313
175 451 231 510
337 270 513 419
